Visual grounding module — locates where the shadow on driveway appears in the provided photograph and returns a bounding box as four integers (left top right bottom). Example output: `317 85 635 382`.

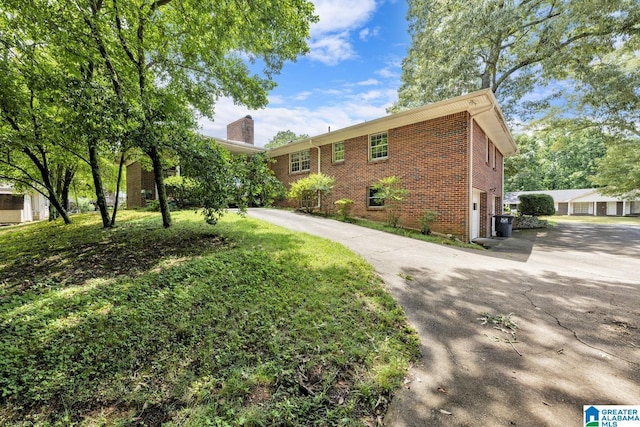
386 263 640 426
246 209 640 426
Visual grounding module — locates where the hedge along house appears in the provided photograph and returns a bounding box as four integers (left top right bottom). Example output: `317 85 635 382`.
268 90 517 242
126 116 262 208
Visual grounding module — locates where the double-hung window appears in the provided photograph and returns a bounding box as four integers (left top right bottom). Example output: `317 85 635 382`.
332 141 345 163
367 187 384 208
290 150 310 173
369 132 388 161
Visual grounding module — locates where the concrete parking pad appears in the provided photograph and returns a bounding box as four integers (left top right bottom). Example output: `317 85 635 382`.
247 209 640 427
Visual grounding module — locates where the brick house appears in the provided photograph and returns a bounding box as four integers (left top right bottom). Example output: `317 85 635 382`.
268 90 517 242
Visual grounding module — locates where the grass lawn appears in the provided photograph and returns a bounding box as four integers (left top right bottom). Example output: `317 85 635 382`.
541 215 640 226
0 211 420 426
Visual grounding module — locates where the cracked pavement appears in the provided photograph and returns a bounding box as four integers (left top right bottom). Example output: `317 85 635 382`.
247 209 640 426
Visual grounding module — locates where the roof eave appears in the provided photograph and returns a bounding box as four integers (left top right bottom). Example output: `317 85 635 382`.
268 89 517 157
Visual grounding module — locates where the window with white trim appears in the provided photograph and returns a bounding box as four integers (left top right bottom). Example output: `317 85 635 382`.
367 187 384 208
573 202 592 214
369 132 388 161
332 141 345 163
289 150 310 173
331 141 344 163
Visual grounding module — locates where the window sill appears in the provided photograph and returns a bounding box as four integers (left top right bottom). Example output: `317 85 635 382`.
289 170 310 176
368 157 388 164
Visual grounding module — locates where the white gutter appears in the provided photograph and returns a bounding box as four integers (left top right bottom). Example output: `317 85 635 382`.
309 139 322 209
468 102 496 240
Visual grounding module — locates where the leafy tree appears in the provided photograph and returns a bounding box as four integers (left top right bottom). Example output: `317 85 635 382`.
505 128 607 191
288 173 335 213
592 137 640 198
566 46 640 196
394 0 640 118
232 153 286 208
372 176 409 227
264 130 310 149
0 0 133 227
0 30 75 223
2 0 317 229
179 140 284 224
164 175 197 208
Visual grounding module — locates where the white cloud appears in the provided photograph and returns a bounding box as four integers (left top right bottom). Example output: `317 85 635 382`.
268 95 285 105
310 0 377 35
359 26 380 41
293 91 314 101
375 56 403 79
198 91 395 147
308 0 378 65
375 67 399 79
308 32 356 65
357 78 380 86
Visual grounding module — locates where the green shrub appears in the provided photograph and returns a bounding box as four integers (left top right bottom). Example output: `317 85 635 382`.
371 176 409 228
73 197 93 213
144 199 160 211
418 210 440 235
165 175 198 208
518 194 555 216
334 198 355 221
288 173 335 213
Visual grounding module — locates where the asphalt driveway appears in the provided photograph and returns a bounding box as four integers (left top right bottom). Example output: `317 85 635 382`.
247 209 640 427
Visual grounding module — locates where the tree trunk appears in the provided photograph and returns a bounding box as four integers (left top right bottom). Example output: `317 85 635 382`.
49 193 72 224
147 145 172 228
110 150 126 226
22 146 72 224
88 138 112 228
61 167 74 212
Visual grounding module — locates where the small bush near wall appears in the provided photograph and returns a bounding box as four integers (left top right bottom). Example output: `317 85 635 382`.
288 173 335 213
372 176 409 228
518 194 555 216
419 210 440 235
334 198 355 221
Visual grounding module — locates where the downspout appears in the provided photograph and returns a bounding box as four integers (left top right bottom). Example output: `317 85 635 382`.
468 116 474 242
309 139 322 209
469 102 497 241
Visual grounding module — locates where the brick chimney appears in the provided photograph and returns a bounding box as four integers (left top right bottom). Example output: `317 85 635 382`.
226 115 254 145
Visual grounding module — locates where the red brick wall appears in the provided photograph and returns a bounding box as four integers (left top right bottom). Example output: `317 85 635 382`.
271 112 473 240
126 162 156 208
471 119 505 236
227 116 255 145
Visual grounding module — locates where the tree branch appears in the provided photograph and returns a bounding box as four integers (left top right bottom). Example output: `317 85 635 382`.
83 7 123 98
112 0 138 64
0 156 42 185
150 0 172 11
0 173 49 198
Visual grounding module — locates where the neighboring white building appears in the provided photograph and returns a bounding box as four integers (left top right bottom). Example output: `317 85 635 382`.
0 184 49 224
505 189 640 216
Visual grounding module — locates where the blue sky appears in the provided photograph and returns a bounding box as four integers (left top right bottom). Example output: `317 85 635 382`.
199 0 410 147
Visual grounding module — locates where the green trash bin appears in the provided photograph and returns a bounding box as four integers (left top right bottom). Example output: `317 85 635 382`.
494 215 514 238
